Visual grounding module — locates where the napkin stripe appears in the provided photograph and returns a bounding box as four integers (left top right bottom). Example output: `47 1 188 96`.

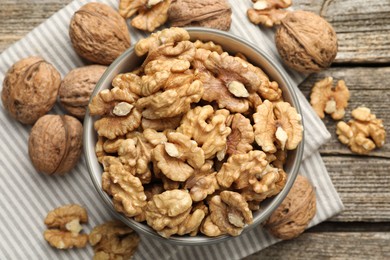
0 0 343 259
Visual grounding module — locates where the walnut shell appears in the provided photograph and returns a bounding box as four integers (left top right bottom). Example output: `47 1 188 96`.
264 175 316 240
28 115 83 175
59 65 107 119
168 0 232 31
1 56 61 125
275 11 338 73
69 3 131 65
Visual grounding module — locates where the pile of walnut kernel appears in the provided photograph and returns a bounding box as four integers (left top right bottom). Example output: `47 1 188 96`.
89 27 304 238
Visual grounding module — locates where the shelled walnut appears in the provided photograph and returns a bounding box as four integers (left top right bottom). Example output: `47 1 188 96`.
28 115 83 175
90 28 304 238
336 106 386 154
43 204 88 249
69 3 131 65
119 0 172 32
310 77 350 120
1 56 61 125
264 175 316 240
89 220 140 259
247 0 292 27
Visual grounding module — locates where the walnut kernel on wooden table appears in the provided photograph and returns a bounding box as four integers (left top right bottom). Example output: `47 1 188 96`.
310 77 350 120
1 56 61 125
28 114 83 176
275 10 338 73
89 220 140 259
168 0 232 31
59 65 107 119
337 106 386 154
69 2 131 65
264 175 316 240
44 204 88 249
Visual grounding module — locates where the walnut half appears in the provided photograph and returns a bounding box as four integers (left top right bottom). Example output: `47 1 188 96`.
43 204 88 249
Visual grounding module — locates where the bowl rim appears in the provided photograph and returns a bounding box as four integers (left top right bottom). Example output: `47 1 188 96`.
84 27 304 245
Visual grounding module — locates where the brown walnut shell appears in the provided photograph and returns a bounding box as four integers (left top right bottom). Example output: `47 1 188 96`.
28 115 83 176
264 175 316 240
1 56 61 125
59 65 107 119
275 11 338 73
69 3 131 65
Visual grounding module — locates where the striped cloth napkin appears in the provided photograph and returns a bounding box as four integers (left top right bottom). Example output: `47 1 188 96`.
0 0 344 259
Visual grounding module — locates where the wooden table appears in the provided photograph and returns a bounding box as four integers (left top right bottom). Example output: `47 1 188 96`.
1 0 389 259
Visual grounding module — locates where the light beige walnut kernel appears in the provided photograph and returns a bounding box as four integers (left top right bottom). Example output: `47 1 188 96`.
89 220 140 259
136 79 203 120
43 204 88 249
1 56 61 125
264 175 316 240
200 216 225 237
69 3 131 65
89 87 141 139
209 191 252 236
135 27 190 56
177 105 231 159
194 40 223 54
310 77 350 120
184 161 219 202
226 113 255 155
247 0 291 27
28 115 83 175
336 107 386 154
153 144 194 182
253 100 303 153
145 189 192 231
142 116 182 131
102 157 147 218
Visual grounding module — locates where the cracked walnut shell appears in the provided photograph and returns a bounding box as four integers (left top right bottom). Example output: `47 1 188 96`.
59 65 107 119
310 77 350 120
28 115 83 175
275 11 338 73
264 175 316 240
336 107 386 154
1 56 61 125
89 220 140 259
69 3 131 65
168 0 232 31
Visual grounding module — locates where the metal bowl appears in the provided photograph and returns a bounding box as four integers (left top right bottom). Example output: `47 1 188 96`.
84 27 304 246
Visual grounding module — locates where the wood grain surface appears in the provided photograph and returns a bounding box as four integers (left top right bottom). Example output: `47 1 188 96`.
1 0 389 259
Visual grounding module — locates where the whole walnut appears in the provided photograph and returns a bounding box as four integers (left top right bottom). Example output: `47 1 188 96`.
275 11 338 73
59 65 107 119
69 3 131 65
264 175 316 240
1 56 61 125
168 0 232 31
28 115 83 176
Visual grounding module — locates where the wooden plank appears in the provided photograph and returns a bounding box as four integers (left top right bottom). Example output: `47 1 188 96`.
299 67 390 158
1 0 390 64
294 0 390 64
245 232 390 259
0 1 72 52
324 156 390 222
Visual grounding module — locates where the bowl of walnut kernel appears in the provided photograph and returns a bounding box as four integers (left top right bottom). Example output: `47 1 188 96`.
84 27 304 245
